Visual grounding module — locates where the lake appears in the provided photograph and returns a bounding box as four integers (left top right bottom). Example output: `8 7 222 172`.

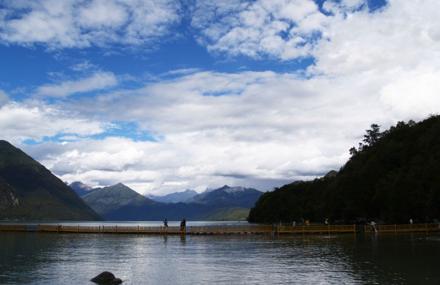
1 226 439 284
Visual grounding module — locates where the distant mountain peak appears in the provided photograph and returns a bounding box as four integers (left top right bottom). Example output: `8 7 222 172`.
218 185 231 190
147 189 198 203
217 185 248 193
190 185 262 207
94 183 140 195
82 182 153 217
70 181 92 190
69 181 95 197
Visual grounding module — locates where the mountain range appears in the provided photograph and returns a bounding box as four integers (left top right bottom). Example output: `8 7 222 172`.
0 140 100 221
70 183 262 221
0 139 262 221
147 189 198 203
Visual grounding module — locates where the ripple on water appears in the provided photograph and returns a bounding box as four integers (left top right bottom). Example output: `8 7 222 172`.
0 233 440 284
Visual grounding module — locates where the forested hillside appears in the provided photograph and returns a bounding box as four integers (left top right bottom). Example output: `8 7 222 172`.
249 116 440 224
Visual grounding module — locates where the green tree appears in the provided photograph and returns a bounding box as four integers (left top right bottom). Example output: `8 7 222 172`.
363 123 381 147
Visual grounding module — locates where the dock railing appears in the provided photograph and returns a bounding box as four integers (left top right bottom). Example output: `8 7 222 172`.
364 223 440 233
1 223 439 235
277 224 356 234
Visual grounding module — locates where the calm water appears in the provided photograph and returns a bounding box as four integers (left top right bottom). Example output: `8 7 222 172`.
1 230 439 284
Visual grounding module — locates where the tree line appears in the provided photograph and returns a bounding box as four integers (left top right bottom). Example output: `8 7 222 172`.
248 116 440 224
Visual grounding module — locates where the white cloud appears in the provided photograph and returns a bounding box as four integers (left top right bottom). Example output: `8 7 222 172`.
0 0 180 48
0 90 8 106
191 0 335 60
6 0 440 196
27 130 350 195
0 101 106 144
70 60 97 72
312 0 440 76
380 70 440 120
191 0 440 70
322 0 367 13
29 70 388 194
78 0 128 29
35 72 118 97
310 0 440 120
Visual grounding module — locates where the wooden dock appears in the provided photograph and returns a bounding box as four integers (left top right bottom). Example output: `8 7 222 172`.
0 223 439 235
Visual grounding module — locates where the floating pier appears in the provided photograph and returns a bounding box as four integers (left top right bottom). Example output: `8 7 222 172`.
0 223 439 235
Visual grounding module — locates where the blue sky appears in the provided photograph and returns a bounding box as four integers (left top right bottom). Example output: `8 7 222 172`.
0 0 387 97
1 0 438 194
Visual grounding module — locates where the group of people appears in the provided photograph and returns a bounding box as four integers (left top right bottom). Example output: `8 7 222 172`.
162 218 187 232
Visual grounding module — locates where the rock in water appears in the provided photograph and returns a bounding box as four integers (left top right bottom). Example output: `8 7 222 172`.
112 278 123 284
91 271 122 284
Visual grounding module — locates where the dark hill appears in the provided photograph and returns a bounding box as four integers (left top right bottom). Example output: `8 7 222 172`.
82 183 154 217
248 116 440 224
0 140 100 220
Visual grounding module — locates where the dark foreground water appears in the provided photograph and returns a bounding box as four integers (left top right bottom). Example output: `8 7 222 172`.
0 232 439 284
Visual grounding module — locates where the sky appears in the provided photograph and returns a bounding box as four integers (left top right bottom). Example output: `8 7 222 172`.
0 0 439 195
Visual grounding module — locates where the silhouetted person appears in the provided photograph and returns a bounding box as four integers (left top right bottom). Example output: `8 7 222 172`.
180 218 186 233
163 218 168 228
370 221 377 233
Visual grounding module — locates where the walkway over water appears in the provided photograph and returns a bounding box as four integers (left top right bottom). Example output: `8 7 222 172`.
1 223 439 235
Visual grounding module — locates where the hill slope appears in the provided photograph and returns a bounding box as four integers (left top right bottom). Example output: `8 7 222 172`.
248 116 440 224
0 140 100 221
82 183 154 217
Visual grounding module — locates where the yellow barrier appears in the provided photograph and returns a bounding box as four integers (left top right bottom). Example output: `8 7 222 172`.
364 223 440 233
0 223 439 235
0 224 27 232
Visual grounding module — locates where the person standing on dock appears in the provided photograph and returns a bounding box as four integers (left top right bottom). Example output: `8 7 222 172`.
370 221 377 233
180 218 186 233
163 218 168 228
409 218 413 225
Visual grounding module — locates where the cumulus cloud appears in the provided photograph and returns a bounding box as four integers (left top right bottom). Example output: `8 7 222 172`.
35 72 118 97
6 0 440 195
191 0 330 60
0 101 107 144
380 70 440 120
312 0 440 75
0 0 180 48
29 70 388 194
27 129 350 195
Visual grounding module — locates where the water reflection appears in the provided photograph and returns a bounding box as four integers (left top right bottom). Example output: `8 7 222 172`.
0 233 439 284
